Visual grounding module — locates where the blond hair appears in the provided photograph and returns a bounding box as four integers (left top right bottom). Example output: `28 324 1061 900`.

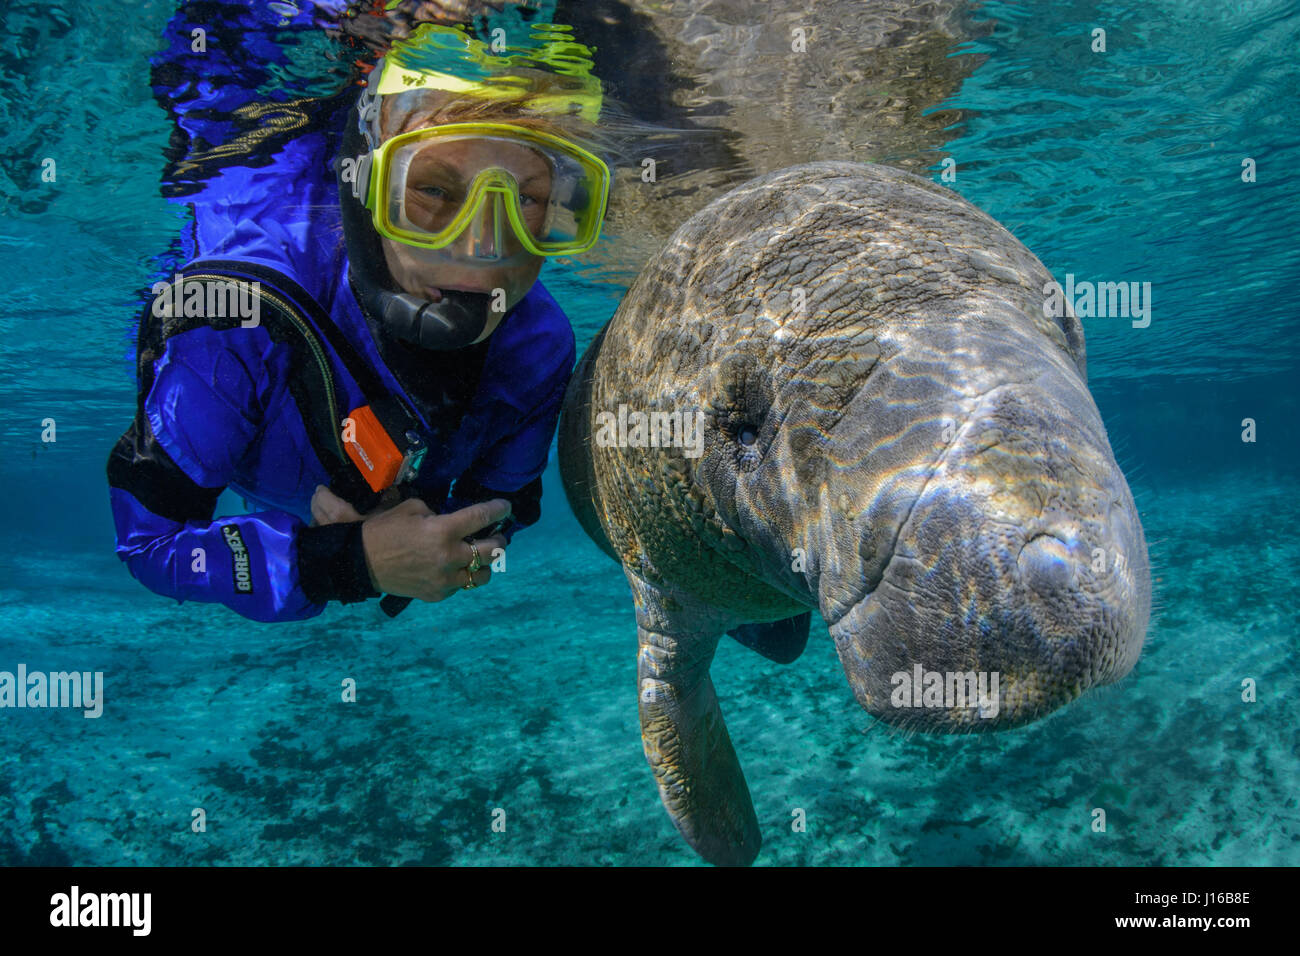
379 72 622 163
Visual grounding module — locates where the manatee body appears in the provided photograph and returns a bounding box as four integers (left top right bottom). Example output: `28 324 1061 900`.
557 161 1150 866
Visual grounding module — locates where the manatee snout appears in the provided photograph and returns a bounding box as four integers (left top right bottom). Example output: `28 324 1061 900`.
826 379 1150 731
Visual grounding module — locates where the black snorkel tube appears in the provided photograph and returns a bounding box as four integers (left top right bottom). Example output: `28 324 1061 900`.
335 83 495 351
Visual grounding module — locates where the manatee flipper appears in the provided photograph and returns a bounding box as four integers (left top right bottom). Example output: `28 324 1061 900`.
632 577 761 866
726 612 812 664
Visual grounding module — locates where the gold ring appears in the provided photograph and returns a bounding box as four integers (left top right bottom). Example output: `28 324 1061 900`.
465 537 482 574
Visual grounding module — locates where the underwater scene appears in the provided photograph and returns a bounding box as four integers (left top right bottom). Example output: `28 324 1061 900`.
0 0 1296 867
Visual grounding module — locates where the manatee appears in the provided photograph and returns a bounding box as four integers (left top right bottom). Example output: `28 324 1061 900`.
557 161 1151 866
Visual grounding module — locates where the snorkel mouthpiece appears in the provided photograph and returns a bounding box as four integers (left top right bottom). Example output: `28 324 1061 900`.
381 289 494 350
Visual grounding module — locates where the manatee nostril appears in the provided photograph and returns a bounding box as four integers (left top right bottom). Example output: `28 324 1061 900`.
1018 533 1074 592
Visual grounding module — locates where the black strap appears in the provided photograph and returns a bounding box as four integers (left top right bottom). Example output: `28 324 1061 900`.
134 270 356 502
186 259 394 406
180 259 426 511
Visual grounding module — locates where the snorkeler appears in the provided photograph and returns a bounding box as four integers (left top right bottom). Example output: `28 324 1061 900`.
106 9 612 623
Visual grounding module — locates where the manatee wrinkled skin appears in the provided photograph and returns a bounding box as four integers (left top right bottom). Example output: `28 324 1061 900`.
558 162 1151 866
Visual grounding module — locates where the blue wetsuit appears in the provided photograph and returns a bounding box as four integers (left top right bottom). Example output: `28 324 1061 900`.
106 1 576 622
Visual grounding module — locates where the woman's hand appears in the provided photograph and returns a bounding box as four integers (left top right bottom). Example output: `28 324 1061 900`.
359 496 511 601
311 484 510 599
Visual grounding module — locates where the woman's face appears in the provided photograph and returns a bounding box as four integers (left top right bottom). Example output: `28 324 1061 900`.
379 132 550 343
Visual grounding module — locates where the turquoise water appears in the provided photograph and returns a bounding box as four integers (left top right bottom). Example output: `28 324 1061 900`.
1 0 1296 865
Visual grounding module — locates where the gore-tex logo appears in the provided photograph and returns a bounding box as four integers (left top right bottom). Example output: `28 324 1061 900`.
222 525 254 594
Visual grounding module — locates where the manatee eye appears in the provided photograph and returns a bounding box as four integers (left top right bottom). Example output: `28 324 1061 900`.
729 417 766 472
710 352 772 470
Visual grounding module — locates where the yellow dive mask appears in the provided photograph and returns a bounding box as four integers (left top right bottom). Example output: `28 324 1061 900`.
363 121 610 259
